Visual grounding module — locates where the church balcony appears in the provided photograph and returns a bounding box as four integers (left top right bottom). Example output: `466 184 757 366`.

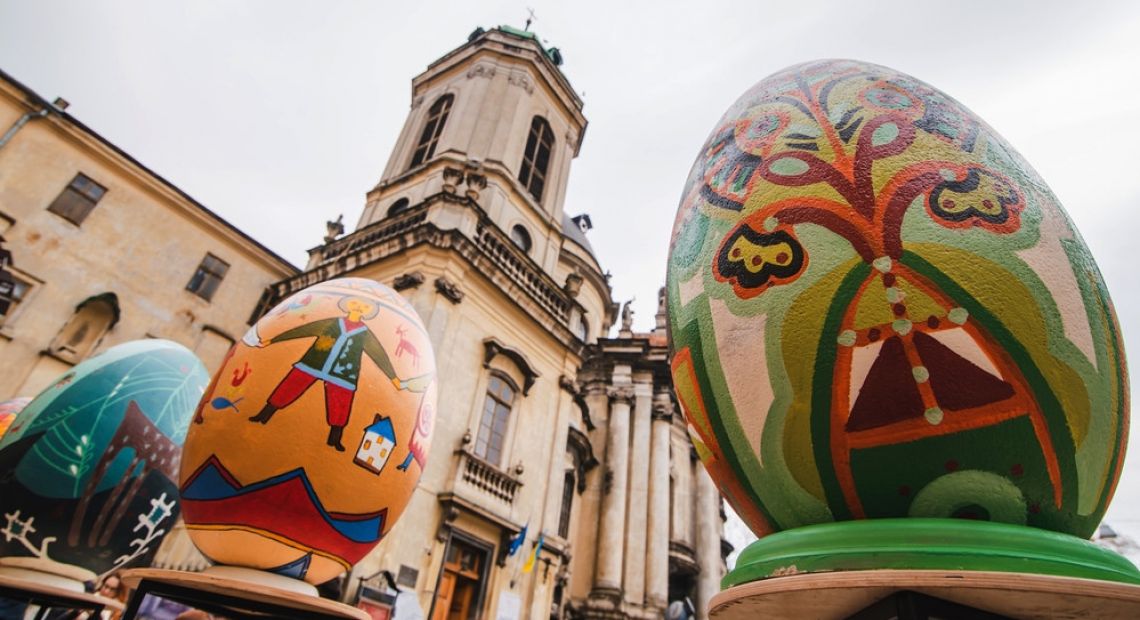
473 219 570 323
452 448 523 512
266 192 585 352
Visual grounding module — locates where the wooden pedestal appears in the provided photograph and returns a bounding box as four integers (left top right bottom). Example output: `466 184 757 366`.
120 568 368 619
710 569 1140 619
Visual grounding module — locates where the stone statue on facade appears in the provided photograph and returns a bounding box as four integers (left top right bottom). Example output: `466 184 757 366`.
324 214 345 243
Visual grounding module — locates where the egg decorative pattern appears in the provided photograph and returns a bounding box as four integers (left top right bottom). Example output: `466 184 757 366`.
0 340 208 576
179 277 437 585
667 60 1128 540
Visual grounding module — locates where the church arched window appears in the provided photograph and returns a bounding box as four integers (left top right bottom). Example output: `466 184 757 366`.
474 372 516 466
410 94 454 169
518 116 554 202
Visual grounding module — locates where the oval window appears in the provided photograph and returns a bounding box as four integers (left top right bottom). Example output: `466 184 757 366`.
510 225 532 253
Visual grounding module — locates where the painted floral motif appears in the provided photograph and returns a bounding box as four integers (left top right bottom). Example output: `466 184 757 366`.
667 60 1128 540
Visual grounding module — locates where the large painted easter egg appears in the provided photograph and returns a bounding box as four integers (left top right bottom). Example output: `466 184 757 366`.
0 397 31 439
667 60 1128 540
0 340 209 576
179 277 437 585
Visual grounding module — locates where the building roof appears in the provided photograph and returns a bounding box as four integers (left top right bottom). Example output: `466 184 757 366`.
491 25 564 66
0 68 299 276
562 213 595 256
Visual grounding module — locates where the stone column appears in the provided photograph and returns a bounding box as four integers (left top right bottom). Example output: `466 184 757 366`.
645 392 673 609
594 379 633 593
572 380 611 600
695 464 722 620
623 380 653 604
672 438 694 547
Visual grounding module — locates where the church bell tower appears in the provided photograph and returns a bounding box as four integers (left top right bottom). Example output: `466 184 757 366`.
268 25 618 620
354 26 588 281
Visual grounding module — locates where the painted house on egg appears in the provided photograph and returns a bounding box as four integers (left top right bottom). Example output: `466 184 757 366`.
355 414 396 475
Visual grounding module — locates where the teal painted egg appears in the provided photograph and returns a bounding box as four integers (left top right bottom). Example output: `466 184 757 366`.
0 340 209 575
667 60 1128 539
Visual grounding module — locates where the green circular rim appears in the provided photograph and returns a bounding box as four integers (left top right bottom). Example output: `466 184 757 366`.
726 519 1140 588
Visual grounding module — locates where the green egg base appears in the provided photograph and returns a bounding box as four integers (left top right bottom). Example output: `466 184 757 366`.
725 518 1140 589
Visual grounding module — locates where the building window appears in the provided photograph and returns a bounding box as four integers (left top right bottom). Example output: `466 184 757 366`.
410 95 454 169
50 293 119 362
574 316 588 341
517 116 554 202
509 225 532 254
388 197 411 217
0 273 30 327
186 254 229 301
474 374 515 466
47 173 107 225
558 470 575 539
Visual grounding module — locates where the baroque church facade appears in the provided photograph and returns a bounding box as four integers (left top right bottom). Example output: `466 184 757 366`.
0 26 728 619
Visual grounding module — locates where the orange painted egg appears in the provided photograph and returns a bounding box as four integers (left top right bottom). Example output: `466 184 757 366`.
667 60 1128 539
179 277 437 584
0 340 208 575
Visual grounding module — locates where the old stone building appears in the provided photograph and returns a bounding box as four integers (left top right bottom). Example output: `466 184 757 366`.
0 25 728 620
0 69 296 397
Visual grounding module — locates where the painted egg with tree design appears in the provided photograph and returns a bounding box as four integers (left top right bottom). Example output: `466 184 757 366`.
667 60 1128 539
0 340 208 577
179 277 437 585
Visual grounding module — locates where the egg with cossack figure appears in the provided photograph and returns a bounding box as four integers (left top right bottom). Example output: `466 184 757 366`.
0 340 208 576
667 60 1128 540
179 277 437 585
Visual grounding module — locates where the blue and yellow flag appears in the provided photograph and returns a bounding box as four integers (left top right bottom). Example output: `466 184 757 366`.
507 523 528 557
522 533 543 573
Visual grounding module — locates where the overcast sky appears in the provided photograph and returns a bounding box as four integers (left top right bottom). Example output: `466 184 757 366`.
3 1 1140 562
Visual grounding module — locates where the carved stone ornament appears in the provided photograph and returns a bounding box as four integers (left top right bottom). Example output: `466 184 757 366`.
508 71 535 95
392 271 426 291
607 385 635 405
652 391 675 421
466 63 497 80
442 167 465 194
483 337 540 395
434 276 465 304
561 375 595 430
323 214 345 243
411 95 425 109
464 172 488 201
564 272 583 297
435 505 461 543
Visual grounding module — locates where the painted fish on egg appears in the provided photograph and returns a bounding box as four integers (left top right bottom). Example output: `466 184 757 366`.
667 60 1128 540
0 340 208 576
179 277 437 585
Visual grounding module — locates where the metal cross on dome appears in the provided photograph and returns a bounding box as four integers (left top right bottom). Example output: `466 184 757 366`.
525 7 536 31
